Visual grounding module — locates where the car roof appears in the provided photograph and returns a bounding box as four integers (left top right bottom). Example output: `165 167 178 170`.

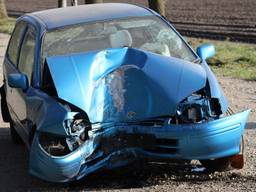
27 3 154 30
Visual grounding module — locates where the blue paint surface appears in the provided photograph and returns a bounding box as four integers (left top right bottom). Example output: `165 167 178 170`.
30 110 250 182
47 48 207 123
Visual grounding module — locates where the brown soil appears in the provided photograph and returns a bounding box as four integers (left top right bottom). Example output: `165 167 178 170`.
166 0 256 43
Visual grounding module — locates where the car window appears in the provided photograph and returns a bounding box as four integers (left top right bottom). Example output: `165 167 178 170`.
18 26 36 85
43 16 197 63
7 21 27 66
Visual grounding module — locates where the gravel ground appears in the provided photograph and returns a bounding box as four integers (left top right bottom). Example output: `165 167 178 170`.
0 33 255 191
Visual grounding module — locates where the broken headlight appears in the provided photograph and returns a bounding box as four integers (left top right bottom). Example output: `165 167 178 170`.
65 118 91 151
39 115 91 156
39 133 71 156
177 94 213 124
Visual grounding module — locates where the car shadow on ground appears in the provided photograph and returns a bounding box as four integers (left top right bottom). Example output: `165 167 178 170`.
246 122 256 129
0 125 256 191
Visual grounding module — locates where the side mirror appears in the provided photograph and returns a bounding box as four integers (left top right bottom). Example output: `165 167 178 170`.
196 44 215 60
7 73 28 91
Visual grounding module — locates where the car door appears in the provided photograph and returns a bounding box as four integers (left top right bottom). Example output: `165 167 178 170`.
4 21 27 119
7 24 37 138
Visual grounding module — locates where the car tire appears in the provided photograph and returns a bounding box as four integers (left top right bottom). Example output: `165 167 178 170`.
10 121 23 144
1 85 11 122
200 157 231 172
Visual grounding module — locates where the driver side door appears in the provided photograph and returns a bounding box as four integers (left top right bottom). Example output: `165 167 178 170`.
7 24 36 141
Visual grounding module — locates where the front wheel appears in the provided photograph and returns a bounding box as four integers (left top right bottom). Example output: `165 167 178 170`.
10 121 23 144
1 85 11 122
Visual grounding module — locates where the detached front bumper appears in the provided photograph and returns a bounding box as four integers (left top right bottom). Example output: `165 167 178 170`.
29 110 250 182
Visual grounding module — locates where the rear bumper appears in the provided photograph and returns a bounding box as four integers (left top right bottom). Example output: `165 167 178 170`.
29 110 250 182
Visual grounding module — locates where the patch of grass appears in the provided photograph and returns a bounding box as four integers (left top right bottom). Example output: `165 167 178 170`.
187 38 256 80
0 17 15 34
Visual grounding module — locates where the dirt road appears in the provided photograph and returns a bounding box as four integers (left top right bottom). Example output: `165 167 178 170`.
0 34 256 191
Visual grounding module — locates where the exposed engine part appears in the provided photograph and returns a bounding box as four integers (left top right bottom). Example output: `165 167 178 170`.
64 117 91 151
39 133 70 156
59 102 92 151
177 93 222 124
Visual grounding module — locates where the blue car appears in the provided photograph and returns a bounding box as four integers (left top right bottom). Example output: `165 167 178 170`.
1 3 250 182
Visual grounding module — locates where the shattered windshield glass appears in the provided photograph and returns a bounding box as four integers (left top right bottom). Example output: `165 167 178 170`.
43 16 197 62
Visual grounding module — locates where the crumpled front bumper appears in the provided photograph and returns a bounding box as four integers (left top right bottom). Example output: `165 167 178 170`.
29 110 250 182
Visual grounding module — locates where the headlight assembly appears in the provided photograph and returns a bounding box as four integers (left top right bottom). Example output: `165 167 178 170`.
38 113 91 156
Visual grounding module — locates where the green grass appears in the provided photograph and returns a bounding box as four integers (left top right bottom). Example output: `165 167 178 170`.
0 17 15 34
188 37 256 80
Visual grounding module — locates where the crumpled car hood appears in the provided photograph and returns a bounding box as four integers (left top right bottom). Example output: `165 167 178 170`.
46 47 208 123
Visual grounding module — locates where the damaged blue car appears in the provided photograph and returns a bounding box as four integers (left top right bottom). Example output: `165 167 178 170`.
1 3 250 182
